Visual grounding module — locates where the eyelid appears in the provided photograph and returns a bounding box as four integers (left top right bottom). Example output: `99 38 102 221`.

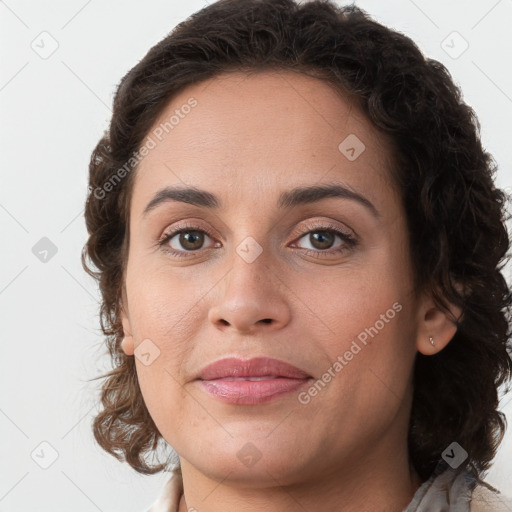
290 218 356 242
158 219 218 242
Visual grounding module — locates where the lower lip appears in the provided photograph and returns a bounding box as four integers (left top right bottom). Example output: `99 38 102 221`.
199 377 311 405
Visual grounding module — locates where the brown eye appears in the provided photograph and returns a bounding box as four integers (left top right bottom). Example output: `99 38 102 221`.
292 223 357 259
308 231 335 250
295 229 343 251
158 223 220 258
178 230 205 250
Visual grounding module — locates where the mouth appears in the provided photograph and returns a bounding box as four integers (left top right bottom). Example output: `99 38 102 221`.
198 376 312 404
196 357 312 405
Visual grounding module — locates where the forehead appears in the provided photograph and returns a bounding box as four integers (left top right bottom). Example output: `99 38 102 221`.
131 69 396 213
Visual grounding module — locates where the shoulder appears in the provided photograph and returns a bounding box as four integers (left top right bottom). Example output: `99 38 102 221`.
470 482 512 512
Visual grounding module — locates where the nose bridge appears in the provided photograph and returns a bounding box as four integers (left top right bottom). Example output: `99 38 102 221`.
225 209 273 276
208 232 290 332
225 234 272 302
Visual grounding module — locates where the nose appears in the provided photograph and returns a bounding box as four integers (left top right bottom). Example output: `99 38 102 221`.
208 247 291 335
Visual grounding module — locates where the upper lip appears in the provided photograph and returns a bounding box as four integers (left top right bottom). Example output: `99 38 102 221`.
196 357 311 380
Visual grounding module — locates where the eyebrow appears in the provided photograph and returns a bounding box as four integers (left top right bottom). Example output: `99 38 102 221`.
142 183 380 218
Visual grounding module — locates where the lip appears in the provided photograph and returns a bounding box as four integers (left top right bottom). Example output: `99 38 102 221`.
197 356 310 380
196 357 312 405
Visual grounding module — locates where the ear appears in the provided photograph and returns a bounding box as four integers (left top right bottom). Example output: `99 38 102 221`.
415 289 462 356
120 291 134 357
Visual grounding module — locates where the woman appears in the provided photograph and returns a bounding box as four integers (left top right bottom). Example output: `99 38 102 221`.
82 0 512 510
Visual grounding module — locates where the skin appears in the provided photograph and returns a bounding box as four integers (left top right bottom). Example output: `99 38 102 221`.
120 70 459 512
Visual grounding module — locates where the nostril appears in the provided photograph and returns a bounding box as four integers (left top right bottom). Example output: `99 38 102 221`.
261 318 272 324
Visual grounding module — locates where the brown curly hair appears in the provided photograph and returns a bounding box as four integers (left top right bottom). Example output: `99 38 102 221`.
82 0 512 480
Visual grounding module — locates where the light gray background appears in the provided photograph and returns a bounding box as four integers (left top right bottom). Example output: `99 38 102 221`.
1 0 511 510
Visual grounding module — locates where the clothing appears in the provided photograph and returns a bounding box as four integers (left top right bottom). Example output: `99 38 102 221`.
403 462 512 512
145 463 512 512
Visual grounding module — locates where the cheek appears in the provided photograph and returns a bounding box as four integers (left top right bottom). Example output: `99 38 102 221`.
296 259 408 346
293 254 416 406
126 261 206 342
125 267 212 437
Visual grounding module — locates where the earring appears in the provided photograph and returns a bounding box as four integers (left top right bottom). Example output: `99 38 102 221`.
429 336 435 346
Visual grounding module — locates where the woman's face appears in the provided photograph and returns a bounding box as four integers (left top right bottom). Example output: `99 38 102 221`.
120 70 440 485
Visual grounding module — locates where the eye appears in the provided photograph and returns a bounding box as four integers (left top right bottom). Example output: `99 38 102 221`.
157 221 357 259
297 230 339 250
169 229 210 251
291 223 357 258
158 224 218 258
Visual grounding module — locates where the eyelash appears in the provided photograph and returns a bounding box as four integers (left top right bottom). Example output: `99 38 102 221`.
157 221 357 259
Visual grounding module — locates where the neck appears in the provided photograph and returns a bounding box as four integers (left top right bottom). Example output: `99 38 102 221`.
177 440 423 512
